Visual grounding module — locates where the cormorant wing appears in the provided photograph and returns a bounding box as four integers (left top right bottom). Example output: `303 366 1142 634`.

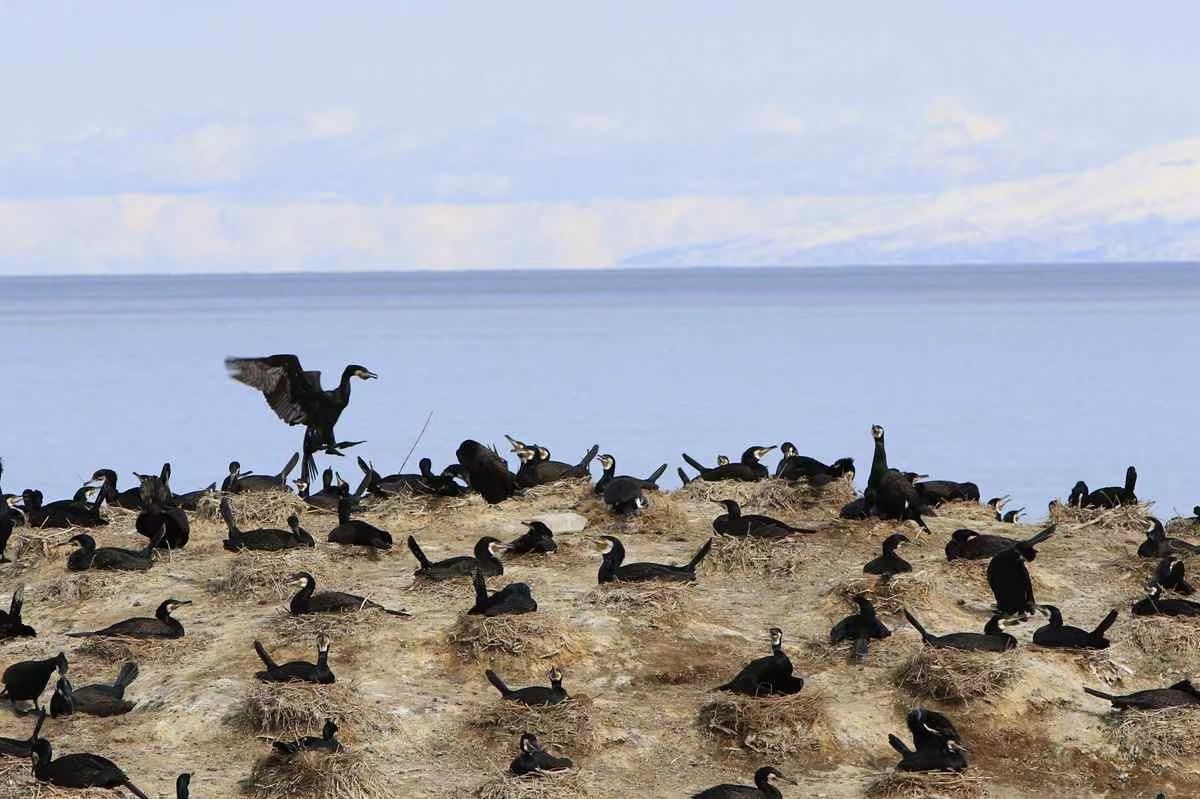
225 355 322 425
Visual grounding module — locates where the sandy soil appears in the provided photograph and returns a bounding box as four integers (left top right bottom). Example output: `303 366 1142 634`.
0 478 1192 798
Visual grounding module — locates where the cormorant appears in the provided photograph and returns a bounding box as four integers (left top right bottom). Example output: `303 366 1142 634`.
987 496 1010 520
507 521 557 555
407 536 505 580
469 570 537 616
0 586 36 640
226 355 376 484
273 719 343 754
221 500 314 551
52 661 138 717
294 467 345 510
888 732 967 773
602 473 649 515
775 443 855 485
691 765 798 798
906 708 962 749
456 440 518 504
1001 508 1024 524
914 479 981 506
716 628 804 696
327 496 392 549
63 531 163 572
254 635 335 684
176 773 191 799
681 447 775 482
507 437 599 487
829 595 891 661
31 738 151 798
679 455 731 485
171 479 217 512
1067 481 1088 508
595 535 712 583
288 572 408 616
593 454 668 495
19 488 107 529
0 496 14 564
228 453 302 493
864 427 932 523
484 667 567 706
66 599 191 639
945 524 1055 561
1079 466 1139 508
903 611 1016 652
91 469 142 510
711 500 812 539
1 651 66 714
987 545 1040 617
1138 517 1200 558
1155 556 1195 595
1131 585 1200 617
356 456 443 498
510 733 573 776
863 534 912 576
134 468 189 548
49 675 71 718
1084 680 1200 709
1032 606 1117 649
0 708 44 757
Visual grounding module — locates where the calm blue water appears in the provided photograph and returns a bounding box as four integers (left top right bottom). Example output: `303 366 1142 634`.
3 263 1198 519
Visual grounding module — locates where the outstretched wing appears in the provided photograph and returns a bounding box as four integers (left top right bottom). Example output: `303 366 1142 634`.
225 355 323 425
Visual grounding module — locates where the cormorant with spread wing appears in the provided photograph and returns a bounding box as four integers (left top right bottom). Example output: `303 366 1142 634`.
225 355 377 483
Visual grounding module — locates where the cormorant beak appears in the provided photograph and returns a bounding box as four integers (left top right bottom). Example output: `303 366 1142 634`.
363 370 378 379
170 600 193 608
778 775 799 785
83 477 107 489
758 446 777 456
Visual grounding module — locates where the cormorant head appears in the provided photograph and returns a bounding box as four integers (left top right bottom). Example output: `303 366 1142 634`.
504 434 530 453
716 454 730 466
713 499 740 514
832 457 856 478
780 442 798 457
1004 508 1024 523
871 424 885 441
4 495 19 510
287 515 301 530
519 733 542 753
1145 517 1166 539
514 447 536 463
30 737 51 767
293 479 309 494
64 533 96 551
480 537 509 557
746 445 775 462
1193 505 1200 518
853 594 874 614
754 766 798 786
161 599 192 616
316 633 331 653
598 454 615 471
536 447 551 462
90 468 118 486
348 365 377 380
594 536 619 554
524 521 553 537
322 719 338 740
547 666 563 683
228 461 241 475
768 627 784 648
290 571 316 586
53 652 68 675
418 458 434 474
883 532 910 550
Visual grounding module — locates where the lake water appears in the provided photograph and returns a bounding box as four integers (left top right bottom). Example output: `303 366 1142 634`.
3 263 1198 519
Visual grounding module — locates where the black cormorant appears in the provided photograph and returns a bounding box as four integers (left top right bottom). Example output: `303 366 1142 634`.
1079 466 1138 508
91 469 143 510
1131 585 1200 617
254 635 335 683
691 765 798 798
1000 508 1024 523
1155 556 1195 595
273 719 343 754
711 500 811 539
863 534 912 576
1032 606 1117 649
221 499 314 551
987 496 1010 520
506 437 598 487
716 628 804 696
59 661 138 717
888 731 967 772
0 586 36 640
294 467 345 510
63 531 162 571
1138 517 1200 558
903 611 1016 652
0 708 44 757
595 535 712 583
456 440 518 504
228 453 302 493
594 454 667 495
19 488 107 529
829 595 891 661
775 443 854 485
66 598 190 639
288 572 408 616
407 536 506 580
681 447 775 482
510 733 573 776
507 521 557 555
1 651 66 714
987 545 1040 617
864 427 932 523
945 524 1055 561
914 479 981 506
1084 680 1200 709
176 773 191 798
226 355 376 484
327 496 392 549
31 738 151 798
679 455 731 485
484 667 567 705
134 468 189 548
469 570 537 616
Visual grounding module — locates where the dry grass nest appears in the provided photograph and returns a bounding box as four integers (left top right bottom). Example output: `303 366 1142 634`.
675 476 855 517
706 536 806 577
472 697 597 755
7 785 123 799
447 614 585 663
42 571 129 603
266 610 406 662
1049 501 1153 537
9 527 75 566
196 489 308 526
585 582 692 627
243 748 393 799
1106 706 1200 768
206 552 324 600
366 492 473 525
866 771 987 799
828 573 936 616
894 648 1021 702
468 771 588 799
699 689 832 756
70 632 213 665
233 681 385 736
1127 616 1200 669
935 501 999 524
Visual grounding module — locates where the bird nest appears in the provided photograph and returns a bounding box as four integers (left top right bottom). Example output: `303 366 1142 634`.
698 690 831 756
70 633 213 665
706 536 806 577
233 682 384 737
827 573 935 616
243 749 393 799
1105 707 1200 769
865 771 986 799
197 490 307 527
206 552 325 600
268 608 407 658
43 571 128 603
675 477 855 517
1049 501 1153 537
368 493 472 525
1127 617 1200 670
9 528 75 566
467 771 588 799
894 649 1021 703
935 501 996 524
472 697 597 755
11 785 122 799
585 583 692 628
447 615 585 664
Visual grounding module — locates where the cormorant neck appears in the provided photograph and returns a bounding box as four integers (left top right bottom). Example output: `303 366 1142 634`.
291 577 316 611
475 540 500 566
868 436 888 489
337 501 351 525
335 366 357 402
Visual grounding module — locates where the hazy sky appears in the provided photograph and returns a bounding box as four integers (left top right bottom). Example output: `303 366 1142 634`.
3 2 1200 274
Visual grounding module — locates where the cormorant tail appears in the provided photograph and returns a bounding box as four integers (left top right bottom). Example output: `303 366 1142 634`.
1020 524 1057 548
64 631 95 638
645 463 668 485
29 709 46 741
113 662 139 691
687 538 713 570
278 452 301 480
122 781 151 799
903 610 933 644
484 669 511 697
253 641 279 671
576 445 599 469
852 637 870 661
1083 686 1116 702
406 536 432 569
681 453 707 473
888 733 913 756
677 467 692 486
472 571 489 607
272 740 299 755
1092 609 1119 637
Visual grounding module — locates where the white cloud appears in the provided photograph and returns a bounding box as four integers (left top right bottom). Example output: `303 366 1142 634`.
431 173 513 199
924 99 1009 149
305 108 360 140
748 104 808 136
158 123 258 183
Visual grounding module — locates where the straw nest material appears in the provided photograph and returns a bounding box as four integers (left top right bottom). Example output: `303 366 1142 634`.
10 528 75 566
585 583 692 628
468 771 588 799
196 489 307 527
698 690 831 755
706 536 806 577
829 573 936 616
935 501 998 524
1049 501 1153 537
1106 706 1200 768
472 697 597 755
865 771 987 799
43 571 127 603
367 493 473 526
265 612 405 663
10 785 122 799
676 477 855 517
206 552 321 600
233 682 383 736
70 633 213 665
447 614 585 663
894 648 1021 702
1127 617 1200 670
243 749 392 799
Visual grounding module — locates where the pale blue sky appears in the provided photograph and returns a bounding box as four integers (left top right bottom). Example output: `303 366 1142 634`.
3 2 1200 273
